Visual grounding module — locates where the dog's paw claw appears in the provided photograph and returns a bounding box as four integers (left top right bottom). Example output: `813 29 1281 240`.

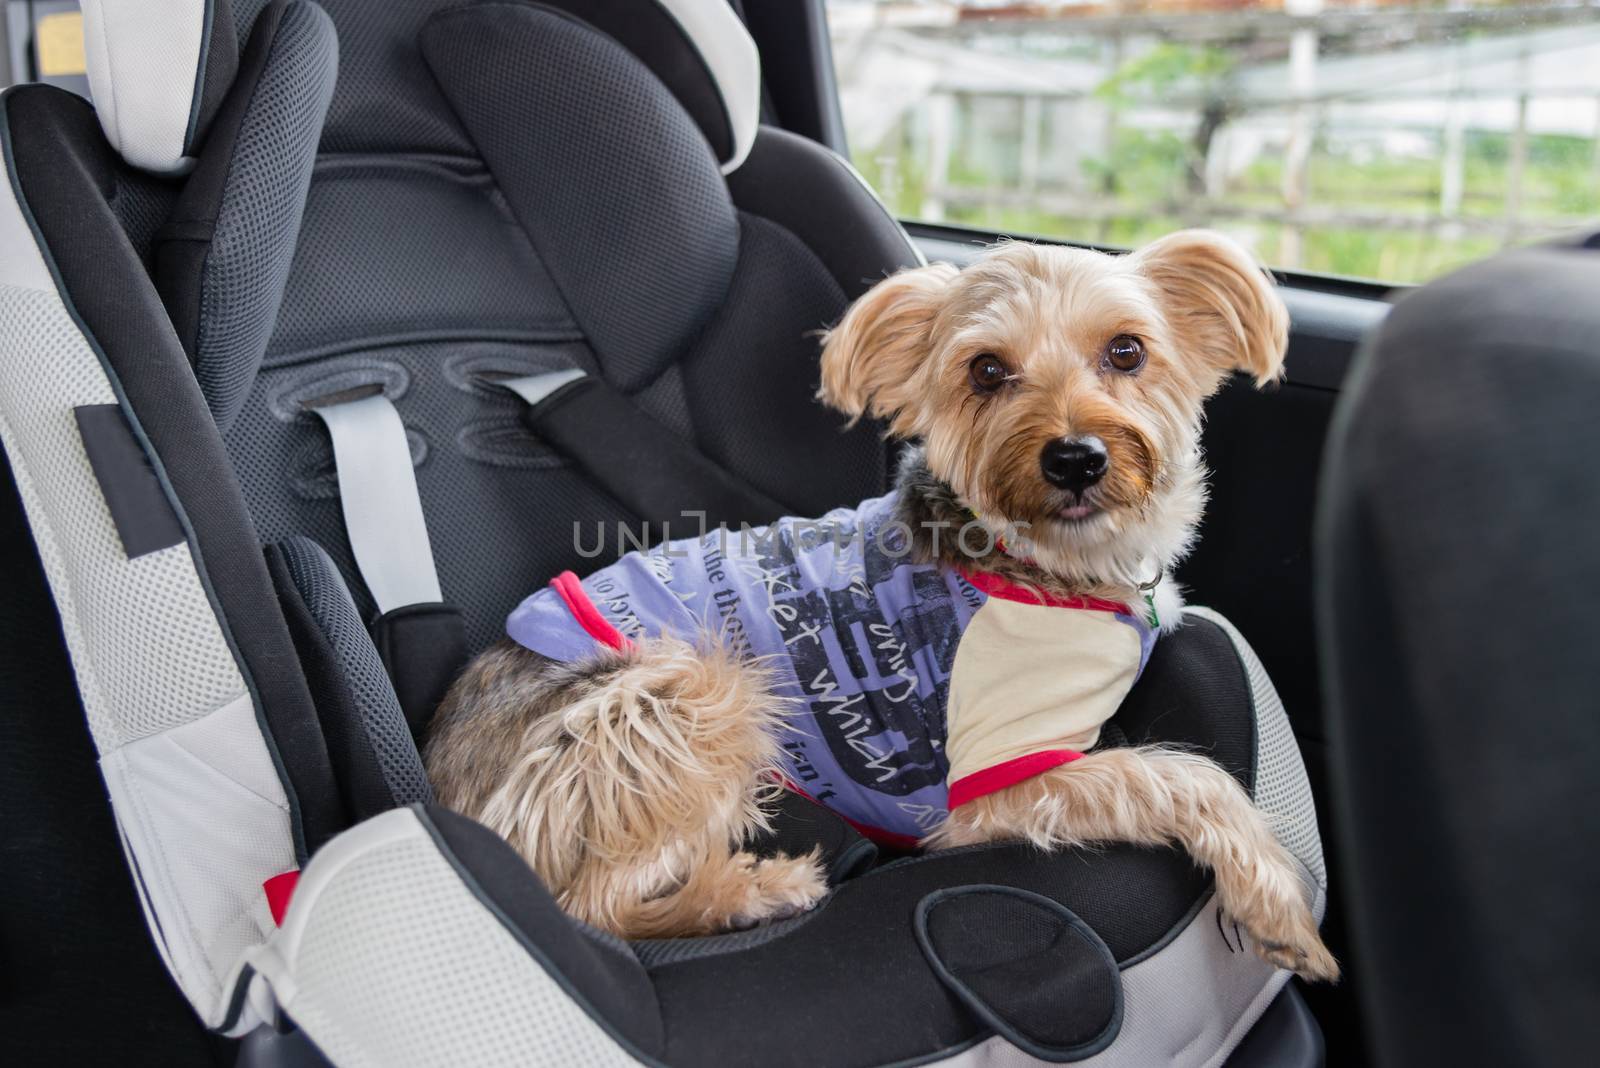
1245 925 1340 983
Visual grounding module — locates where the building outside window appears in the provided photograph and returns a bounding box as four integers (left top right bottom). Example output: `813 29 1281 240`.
826 0 1600 283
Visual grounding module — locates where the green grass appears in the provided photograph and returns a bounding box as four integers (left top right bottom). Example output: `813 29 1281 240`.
851 122 1600 284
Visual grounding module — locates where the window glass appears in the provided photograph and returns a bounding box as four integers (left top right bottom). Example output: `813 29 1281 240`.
2 1 91 99
826 1 1600 283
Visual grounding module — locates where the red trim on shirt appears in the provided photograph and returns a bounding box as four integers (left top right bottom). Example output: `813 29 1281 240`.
947 749 1085 809
957 567 1129 615
263 869 300 927
783 778 924 850
549 571 631 651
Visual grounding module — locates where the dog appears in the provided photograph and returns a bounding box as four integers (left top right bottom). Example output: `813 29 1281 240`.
425 230 1339 981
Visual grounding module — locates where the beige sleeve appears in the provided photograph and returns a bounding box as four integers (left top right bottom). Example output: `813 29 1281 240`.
945 599 1142 784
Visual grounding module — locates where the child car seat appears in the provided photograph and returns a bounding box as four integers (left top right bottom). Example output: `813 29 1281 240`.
0 2 1330 1064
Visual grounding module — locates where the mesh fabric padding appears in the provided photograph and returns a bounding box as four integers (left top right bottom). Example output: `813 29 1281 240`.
682 214 887 516
421 3 739 390
678 212 889 511
269 810 642 1066
529 0 737 164
225 339 638 652
193 0 337 430
240 0 740 167
0 447 219 1066
190 0 241 157
277 535 433 807
233 0 276 42
728 126 923 301
628 362 695 442
211 3 886 664
311 0 475 156
426 806 664 1053
0 285 246 748
0 89 322 1022
1239 624 1324 885
264 158 579 364
108 169 178 266
1188 607 1326 888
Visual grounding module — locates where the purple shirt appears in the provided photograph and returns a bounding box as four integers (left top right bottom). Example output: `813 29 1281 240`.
508 493 1155 841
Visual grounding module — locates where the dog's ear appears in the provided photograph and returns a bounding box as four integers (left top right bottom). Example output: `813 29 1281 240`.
819 263 959 429
1131 230 1288 388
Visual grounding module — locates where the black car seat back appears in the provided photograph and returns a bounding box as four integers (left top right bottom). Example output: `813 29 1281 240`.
1320 236 1600 1067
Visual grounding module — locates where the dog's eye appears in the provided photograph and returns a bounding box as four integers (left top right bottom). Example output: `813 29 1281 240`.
968 353 1010 393
1104 335 1146 374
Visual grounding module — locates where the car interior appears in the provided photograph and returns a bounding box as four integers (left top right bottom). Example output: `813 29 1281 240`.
1 1 1594 1065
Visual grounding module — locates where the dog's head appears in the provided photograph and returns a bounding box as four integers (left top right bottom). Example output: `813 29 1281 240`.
819 230 1288 584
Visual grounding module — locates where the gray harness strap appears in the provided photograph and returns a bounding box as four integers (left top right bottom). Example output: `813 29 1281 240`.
497 367 588 407
308 392 442 613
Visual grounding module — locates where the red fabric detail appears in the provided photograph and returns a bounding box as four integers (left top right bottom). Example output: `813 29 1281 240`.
845 819 923 850
550 571 631 650
782 778 923 850
947 749 1085 809
958 567 1129 615
264 869 300 927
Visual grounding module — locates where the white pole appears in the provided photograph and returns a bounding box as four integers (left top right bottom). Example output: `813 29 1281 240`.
1020 94 1043 195
1505 51 1530 245
924 91 954 222
1440 44 1465 241
1281 0 1323 269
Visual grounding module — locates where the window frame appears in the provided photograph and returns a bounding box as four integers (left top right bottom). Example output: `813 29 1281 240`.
903 220 1402 303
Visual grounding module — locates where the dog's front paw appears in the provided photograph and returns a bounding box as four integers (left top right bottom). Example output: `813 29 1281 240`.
1234 900 1340 983
726 850 828 930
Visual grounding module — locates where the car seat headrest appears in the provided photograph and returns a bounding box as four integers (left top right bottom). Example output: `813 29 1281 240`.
81 0 247 175
537 0 761 175
420 3 742 387
83 0 760 175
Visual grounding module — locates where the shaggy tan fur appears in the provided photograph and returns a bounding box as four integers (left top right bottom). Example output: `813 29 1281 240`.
429 229 1337 981
426 637 826 937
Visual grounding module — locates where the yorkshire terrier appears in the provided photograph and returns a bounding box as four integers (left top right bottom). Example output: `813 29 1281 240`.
425 229 1339 981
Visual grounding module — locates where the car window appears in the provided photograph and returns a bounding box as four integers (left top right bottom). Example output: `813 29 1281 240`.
2 2 91 100
825 0 1600 284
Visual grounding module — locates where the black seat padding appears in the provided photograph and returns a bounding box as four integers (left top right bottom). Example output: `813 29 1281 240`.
1320 238 1600 1067
196 0 914 657
748 790 879 887
914 886 1122 1061
269 536 434 822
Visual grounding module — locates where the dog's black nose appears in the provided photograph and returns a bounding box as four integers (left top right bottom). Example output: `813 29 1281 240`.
1040 436 1108 493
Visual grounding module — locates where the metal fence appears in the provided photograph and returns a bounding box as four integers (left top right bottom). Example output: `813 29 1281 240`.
829 0 1600 281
